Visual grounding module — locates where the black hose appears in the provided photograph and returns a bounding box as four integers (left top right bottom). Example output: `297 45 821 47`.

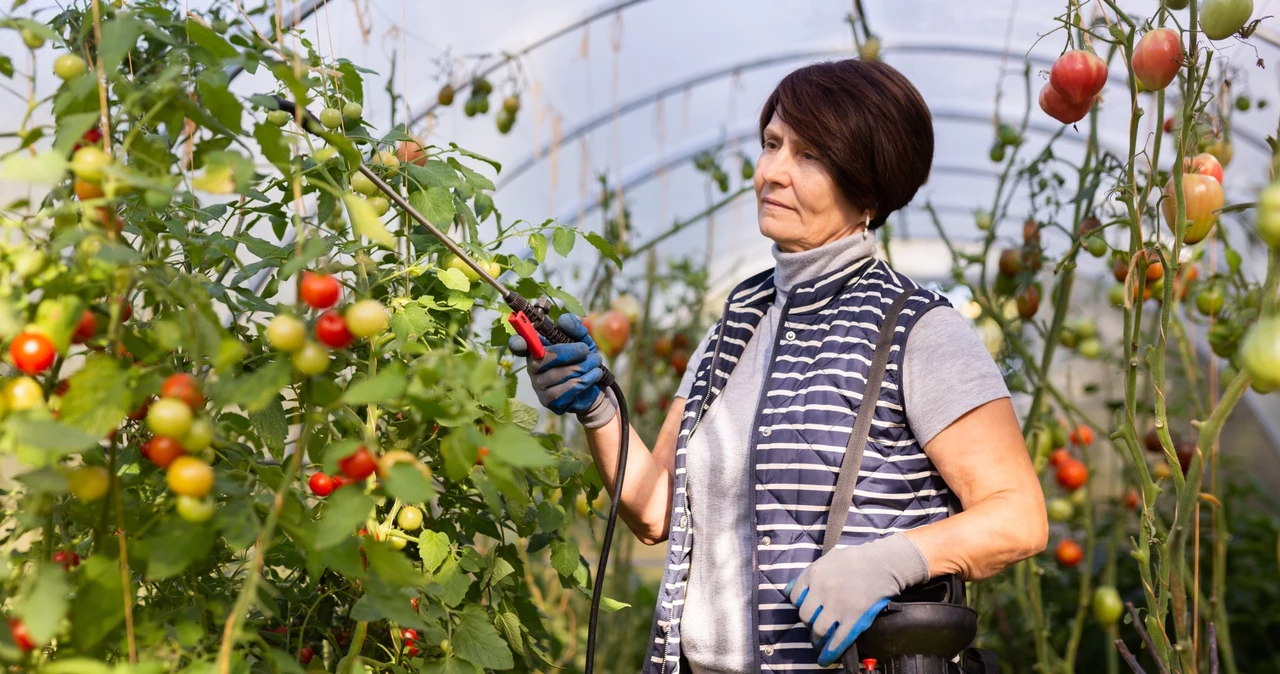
584 382 630 674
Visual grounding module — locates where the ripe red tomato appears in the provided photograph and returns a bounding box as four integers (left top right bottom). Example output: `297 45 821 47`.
309 472 336 497
10 332 56 374
1049 49 1108 104
1070 424 1094 446
331 473 353 489
476 446 489 465
1162 174 1224 244
338 446 378 480
1055 539 1084 567
1056 458 1089 491
52 550 80 571
314 310 353 349
300 271 341 309
1039 83 1096 124
9 618 35 652
1123 489 1140 510
1132 28 1182 91
143 436 186 468
72 309 97 343
589 309 631 358
299 645 314 665
1049 448 1071 467
1016 285 1040 319
1186 153 1224 184
161 373 204 410
72 126 103 154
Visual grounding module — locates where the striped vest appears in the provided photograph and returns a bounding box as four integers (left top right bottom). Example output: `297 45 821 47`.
643 257 952 674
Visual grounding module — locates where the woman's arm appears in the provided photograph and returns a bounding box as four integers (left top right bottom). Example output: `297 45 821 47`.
583 397 685 545
903 397 1048 580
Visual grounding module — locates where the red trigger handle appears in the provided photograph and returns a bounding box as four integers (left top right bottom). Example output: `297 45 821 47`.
508 311 546 359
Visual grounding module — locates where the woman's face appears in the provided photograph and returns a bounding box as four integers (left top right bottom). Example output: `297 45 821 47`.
754 113 870 252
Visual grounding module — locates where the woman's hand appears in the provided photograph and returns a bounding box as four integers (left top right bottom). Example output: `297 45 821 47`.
509 314 616 427
783 534 929 667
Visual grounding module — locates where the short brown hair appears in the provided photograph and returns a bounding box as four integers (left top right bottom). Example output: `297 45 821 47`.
759 59 933 230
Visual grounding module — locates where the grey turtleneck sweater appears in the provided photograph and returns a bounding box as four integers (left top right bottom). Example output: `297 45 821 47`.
674 232 1009 674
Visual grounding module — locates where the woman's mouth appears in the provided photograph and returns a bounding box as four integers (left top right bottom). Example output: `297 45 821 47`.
762 197 794 211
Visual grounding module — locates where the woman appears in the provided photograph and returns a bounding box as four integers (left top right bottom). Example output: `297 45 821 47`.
511 59 1047 673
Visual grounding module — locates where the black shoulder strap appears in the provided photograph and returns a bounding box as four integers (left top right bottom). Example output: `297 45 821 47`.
821 288 920 556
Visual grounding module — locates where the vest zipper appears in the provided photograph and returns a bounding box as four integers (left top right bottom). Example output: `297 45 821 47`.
660 294 733 674
746 296 793 674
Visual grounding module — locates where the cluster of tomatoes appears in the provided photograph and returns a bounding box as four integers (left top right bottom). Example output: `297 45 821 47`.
140 374 218 522
435 76 522 134
1039 49 1108 125
264 271 389 375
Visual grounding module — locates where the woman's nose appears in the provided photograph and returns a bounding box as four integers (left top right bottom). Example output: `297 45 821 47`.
758 152 792 188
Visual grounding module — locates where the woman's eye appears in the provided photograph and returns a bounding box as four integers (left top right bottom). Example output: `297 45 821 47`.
763 139 779 150
801 151 818 161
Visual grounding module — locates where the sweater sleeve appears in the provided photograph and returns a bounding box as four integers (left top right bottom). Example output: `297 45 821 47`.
902 306 1011 447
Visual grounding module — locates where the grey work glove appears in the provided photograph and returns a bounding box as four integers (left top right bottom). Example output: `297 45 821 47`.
783 533 930 667
508 313 617 429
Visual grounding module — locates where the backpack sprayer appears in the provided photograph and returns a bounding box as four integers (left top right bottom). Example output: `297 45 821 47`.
272 97 629 674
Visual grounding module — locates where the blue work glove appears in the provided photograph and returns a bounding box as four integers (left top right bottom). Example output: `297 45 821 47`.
509 314 617 428
782 533 930 667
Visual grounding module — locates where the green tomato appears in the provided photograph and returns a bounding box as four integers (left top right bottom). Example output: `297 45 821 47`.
1093 586 1125 627
176 495 215 523
1074 318 1097 340
1047 498 1075 522
181 417 215 452
1108 284 1127 307
351 172 379 196
444 254 481 282
1241 317 1280 391
319 108 343 129
997 123 1023 146
1236 95 1252 111
388 532 407 550
314 147 337 163
67 466 110 502
1256 182 1280 250
1085 234 1108 258
148 398 194 438
1195 287 1225 316
1199 0 1253 40
144 189 171 210
397 506 424 531
475 96 490 114
372 150 400 175
366 196 390 217
54 53 87 80
975 210 993 231
496 109 515 135
292 341 330 375
343 102 363 120
464 98 479 117
21 28 46 49
989 142 1006 163
267 315 307 352
1058 328 1078 349
1077 337 1102 359
267 110 291 127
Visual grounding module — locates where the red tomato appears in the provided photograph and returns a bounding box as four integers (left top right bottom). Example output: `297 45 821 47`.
1163 116 1176 134
1070 425 1095 446
401 628 418 642
143 436 186 468
1056 539 1084 567
309 472 335 497
1186 153 1224 184
476 446 489 466
1132 28 1182 91
129 396 153 421
1049 49 1108 103
314 310 353 349
1039 82 1096 124
72 310 98 343
300 272 341 309
1049 448 1071 467
1056 458 1089 491
72 126 103 154
331 473 353 489
9 618 35 652
52 550 80 571
1124 489 1140 510
338 446 377 480
161 373 204 410
10 332 56 374
1162 173 1224 244
299 645 314 665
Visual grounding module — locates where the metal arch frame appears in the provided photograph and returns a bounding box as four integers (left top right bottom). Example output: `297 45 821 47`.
494 39 1273 191
550 107 1144 226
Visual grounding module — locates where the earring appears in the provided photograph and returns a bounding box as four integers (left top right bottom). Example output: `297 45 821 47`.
864 212 872 230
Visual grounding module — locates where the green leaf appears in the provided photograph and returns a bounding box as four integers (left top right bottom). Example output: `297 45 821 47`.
403 160 461 189
15 563 69 644
409 186 457 225
421 655 481 674
418 530 451 572
437 267 471 292
249 397 288 460
40 658 115 674
269 649 308 674
390 304 434 343
196 71 243 135
60 355 131 439
453 605 513 670
99 17 143 72
431 556 471 607
342 362 407 405
496 611 522 652
552 227 576 256
210 359 291 413
509 399 540 431
365 540 426 587
145 522 214 580
549 539 579 578
512 257 538 278
528 232 547 263
585 231 622 267
254 121 291 175
336 60 364 103
449 142 502 172
278 236 332 281
52 112 99 155
484 425 554 467
71 556 126 650
599 596 631 612
349 587 429 629
314 487 374 550
447 158 496 192
186 18 238 60
1 150 68 185
343 192 395 248
383 463 435 505
536 502 565 533
3 418 100 459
